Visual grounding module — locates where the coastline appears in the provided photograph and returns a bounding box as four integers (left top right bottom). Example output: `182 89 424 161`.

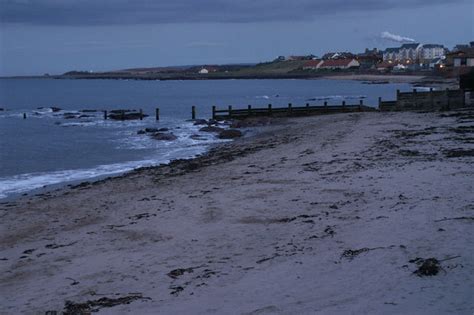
1 110 473 313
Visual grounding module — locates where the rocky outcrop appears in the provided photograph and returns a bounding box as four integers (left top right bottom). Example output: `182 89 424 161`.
151 132 178 141
108 110 148 120
218 129 242 139
200 126 224 133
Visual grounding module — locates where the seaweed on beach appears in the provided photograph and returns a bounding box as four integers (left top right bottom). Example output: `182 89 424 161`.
64 294 150 314
443 149 474 158
410 258 441 276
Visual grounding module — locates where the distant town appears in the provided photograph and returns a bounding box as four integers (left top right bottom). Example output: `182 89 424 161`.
53 41 474 80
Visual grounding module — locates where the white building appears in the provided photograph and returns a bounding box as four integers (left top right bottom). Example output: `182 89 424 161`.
198 68 209 74
419 44 445 61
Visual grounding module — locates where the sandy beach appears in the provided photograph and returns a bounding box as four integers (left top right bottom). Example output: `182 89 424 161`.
1 110 473 314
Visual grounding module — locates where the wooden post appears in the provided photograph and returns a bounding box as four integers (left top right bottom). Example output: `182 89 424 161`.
23 113 26 119
430 88 434 109
359 99 363 111
248 105 252 116
155 108 160 121
378 97 382 108
342 101 346 107
268 104 272 115
306 103 309 114
396 89 400 99
139 109 143 120
191 106 196 120
445 88 450 110
228 105 232 119
212 106 216 120
288 103 292 115
103 110 107 120
324 101 327 106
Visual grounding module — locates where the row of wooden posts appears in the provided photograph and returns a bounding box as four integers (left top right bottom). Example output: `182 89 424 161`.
21 101 369 120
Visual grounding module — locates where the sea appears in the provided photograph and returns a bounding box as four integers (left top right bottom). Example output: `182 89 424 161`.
0 78 414 199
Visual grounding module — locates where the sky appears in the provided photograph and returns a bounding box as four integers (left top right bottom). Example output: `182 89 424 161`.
0 0 473 76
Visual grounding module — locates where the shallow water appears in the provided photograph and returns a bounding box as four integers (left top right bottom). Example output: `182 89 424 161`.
0 78 412 198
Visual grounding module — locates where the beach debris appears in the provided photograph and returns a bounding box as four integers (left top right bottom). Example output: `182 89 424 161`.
169 286 184 296
218 129 242 139
45 241 77 249
63 294 149 314
434 216 474 222
167 267 194 279
66 277 79 286
341 247 385 261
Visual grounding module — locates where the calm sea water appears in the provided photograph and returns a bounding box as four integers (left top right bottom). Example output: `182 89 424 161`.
0 78 413 198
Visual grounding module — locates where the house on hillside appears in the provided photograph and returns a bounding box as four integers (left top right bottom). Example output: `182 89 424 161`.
302 60 323 70
198 66 218 74
322 52 356 60
318 59 360 70
446 48 474 68
383 48 401 61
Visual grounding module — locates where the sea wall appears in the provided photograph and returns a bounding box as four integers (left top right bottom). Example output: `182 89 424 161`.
379 88 468 111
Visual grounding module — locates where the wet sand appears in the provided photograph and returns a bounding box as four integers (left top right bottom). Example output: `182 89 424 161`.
1 111 473 314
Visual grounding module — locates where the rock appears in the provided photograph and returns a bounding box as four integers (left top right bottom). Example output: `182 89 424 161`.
158 128 169 132
145 128 159 133
200 126 224 133
193 119 208 126
108 110 148 120
51 107 62 112
78 114 93 118
151 132 177 141
137 129 146 135
80 109 100 113
63 112 79 119
207 119 219 125
218 129 242 139
0 108 4 111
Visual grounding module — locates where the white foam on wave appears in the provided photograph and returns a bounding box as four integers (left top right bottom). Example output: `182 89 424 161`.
0 144 209 199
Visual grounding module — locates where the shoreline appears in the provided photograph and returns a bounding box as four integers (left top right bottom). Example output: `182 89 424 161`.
1 110 473 313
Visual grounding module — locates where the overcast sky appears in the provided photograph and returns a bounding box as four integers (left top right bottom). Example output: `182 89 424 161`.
0 0 473 75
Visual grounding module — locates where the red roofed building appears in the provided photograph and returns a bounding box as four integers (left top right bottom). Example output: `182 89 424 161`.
302 60 323 70
318 59 360 70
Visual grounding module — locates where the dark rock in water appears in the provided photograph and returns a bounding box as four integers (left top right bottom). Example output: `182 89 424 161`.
63 112 79 119
151 132 177 141
207 119 219 125
193 119 208 126
218 129 242 139
80 109 100 113
137 129 146 135
79 114 93 118
108 110 148 120
0 108 4 111
200 126 224 133
51 107 62 112
190 134 207 140
158 128 169 132
145 128 159 133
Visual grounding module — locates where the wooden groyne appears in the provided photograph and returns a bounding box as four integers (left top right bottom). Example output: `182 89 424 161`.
211 101 376 120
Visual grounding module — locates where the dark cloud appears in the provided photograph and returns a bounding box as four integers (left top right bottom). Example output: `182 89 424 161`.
0 0 467 25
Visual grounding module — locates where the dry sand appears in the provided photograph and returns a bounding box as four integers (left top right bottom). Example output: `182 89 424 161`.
1 111 473 314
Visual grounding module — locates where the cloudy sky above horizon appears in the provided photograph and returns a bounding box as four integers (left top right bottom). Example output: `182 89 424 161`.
0 0 473 75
